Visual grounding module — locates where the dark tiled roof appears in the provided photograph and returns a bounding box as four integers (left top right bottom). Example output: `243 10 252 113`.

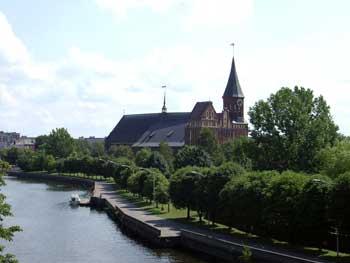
190 101 212 120
106 112 190 147
223 56 244 98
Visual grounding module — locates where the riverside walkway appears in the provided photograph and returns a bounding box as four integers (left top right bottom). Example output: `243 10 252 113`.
93 182 333 263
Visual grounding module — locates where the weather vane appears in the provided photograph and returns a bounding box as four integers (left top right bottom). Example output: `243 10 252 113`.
231 43 234 55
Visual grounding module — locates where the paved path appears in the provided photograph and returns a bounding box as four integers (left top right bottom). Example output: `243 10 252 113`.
94 182 333 263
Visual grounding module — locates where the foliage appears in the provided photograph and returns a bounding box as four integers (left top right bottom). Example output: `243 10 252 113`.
198 128 224 166
159 142 174 172
328 172 350 232
221 137 253 169
143 169 169 205
74 139 92 156
0 161 21 262
220 171 276 233
318 139 350 178
45 128 75 158
90 142 105 157
108 145 134 160
174 146 212 169
135 148 152 167
296 175 332 245
169 166 202 218
205 162 244 224
248 86 338 172
263 171 308 242
145 151 170 176
239 246 253 263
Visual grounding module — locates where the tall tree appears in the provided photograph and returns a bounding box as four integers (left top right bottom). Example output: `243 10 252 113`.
159 142 174 171
249 86 338 171
46 128 75 158
174 146 212 169
0 161 21 262
198 128 224 166
108 145 134 160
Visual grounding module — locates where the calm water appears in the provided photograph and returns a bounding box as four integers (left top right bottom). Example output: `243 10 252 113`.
1 177 212 263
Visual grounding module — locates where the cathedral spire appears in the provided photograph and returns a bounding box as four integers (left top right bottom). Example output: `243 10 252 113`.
223 44 244 98
161 85 167 113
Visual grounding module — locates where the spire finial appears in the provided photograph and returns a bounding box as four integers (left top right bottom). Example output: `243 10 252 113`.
161 85 167 113
231 43 234 56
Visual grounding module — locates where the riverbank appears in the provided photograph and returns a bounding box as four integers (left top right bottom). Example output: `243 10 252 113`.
7 171 336 263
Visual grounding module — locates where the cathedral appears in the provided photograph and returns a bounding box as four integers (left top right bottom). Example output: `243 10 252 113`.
105 53 248 149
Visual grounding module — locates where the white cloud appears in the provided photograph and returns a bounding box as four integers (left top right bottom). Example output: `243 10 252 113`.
95 0 254 29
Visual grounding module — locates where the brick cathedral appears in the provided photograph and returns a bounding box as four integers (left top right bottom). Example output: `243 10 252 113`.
106 53 248 149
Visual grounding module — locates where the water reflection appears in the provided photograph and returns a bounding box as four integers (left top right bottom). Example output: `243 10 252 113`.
2 177 212 263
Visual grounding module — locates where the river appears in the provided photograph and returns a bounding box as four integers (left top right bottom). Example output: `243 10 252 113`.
1 177 213 263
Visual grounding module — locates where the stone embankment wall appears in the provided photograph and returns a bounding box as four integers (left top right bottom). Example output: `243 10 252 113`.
90 195 180 248
180 230 325 263
6 171 94 188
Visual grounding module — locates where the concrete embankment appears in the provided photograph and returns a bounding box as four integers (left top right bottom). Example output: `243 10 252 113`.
6 171 94 188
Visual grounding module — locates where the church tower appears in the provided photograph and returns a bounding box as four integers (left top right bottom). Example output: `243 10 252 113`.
222 51 244 122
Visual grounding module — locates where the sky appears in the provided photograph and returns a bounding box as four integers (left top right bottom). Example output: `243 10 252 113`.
0 0 349 138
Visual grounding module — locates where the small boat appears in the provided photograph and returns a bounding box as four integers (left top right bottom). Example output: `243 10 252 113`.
70 194 81 206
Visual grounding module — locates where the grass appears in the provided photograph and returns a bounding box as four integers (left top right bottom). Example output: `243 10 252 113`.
116 188 350 263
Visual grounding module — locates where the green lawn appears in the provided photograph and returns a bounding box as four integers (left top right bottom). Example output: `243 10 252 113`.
116 189 350 263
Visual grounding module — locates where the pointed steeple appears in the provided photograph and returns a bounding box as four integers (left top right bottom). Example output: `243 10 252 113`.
223 46 244 98
161 85 167 113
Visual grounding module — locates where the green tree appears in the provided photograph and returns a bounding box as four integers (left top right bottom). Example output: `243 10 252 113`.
296 175 332 247
329 172 350 233
219 171 276 233
74 139 92 156
0 161 21 262
91 142 105 157
34 135 49 150
146 151 170 176
159 142 174 171
317 139 350 178
206 162 244 225
135 148 152 167
143 169 169 206
169 166 200 219
264 171 308 242
174 146 212 170
221 137 253 169
248 86 338 172
46 128 75 158
108 145 134 160
198 128 224 166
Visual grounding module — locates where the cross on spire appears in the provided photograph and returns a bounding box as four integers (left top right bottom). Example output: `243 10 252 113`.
162 85 167 113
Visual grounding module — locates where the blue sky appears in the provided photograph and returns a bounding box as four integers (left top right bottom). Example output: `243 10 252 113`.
0 0 349 137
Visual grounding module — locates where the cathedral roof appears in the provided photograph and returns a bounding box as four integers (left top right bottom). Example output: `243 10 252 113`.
223 56 244 98
190 101 213 120
106 112 190 147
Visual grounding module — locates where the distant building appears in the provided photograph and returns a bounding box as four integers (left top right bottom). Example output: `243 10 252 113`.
13 136 36 150
78 136 105 144
0 132 35 150
106 53 248 149
0 131 20 149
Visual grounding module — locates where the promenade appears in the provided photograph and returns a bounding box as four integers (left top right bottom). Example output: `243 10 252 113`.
93 182 334 263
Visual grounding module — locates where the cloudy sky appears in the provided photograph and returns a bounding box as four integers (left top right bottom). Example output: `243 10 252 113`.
0 0 349 137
